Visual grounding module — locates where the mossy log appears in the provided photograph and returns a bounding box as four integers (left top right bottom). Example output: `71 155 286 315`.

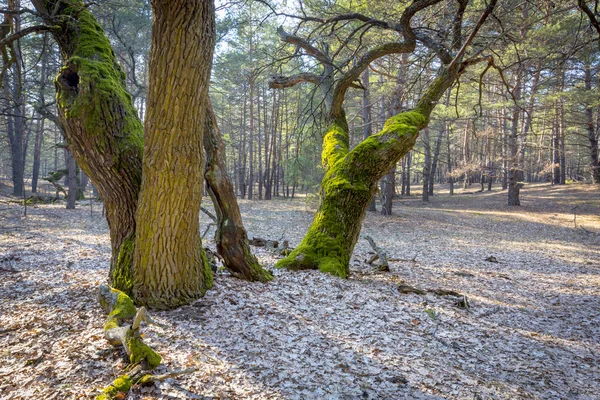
97 285 161 369
95 365 198 400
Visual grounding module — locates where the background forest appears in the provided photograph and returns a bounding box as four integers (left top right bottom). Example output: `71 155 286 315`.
0 0 598 206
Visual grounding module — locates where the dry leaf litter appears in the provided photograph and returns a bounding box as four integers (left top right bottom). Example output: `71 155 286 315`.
1 183 599 399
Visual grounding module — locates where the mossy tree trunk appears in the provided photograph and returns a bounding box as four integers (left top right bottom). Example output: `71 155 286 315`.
34 0 260 306
204 104 273 282
32 0 143 289
276 68 459 277
132 0 215 309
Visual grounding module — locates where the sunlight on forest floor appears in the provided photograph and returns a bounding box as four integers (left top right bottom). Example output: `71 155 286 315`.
1 182 598 399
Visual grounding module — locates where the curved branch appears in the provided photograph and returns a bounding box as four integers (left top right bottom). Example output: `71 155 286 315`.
414 30 452 64
276 26 332 67
0 25 55 46
452 0 469 49
268 72 322 89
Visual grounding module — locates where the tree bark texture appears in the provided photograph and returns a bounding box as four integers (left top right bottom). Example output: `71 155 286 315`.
32 0 144 288
204 104 272 282
132 0 215 309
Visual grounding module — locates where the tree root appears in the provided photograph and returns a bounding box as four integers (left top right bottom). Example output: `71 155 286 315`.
96 365 199 400
97 284 162 376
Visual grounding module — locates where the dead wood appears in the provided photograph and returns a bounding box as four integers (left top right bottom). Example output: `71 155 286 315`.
364 235 390 271
95 285 166 399
96 365 199 400
249 237 279 248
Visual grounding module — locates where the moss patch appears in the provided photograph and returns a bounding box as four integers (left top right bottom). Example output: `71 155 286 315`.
101 287 136 331
125 330 162 369
95 374 132 400
112 238 135 295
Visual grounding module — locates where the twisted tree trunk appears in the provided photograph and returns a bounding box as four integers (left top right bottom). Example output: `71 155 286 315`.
276 68 459 277
32 0 144 290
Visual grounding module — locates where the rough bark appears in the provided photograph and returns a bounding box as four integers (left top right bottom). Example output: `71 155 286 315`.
32 0 143 289
132 0 215 309
204 104 272 282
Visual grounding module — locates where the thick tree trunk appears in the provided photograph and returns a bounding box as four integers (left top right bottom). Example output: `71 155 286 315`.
204 104 272 282
132 0 215 309
33 0 144 290
276 68 459 277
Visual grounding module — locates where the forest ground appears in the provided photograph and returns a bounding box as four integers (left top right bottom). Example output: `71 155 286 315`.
0 182 599 399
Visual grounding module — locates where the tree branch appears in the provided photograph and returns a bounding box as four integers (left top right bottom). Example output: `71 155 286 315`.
0 25 56 46
276 26 332 67
268 72 322 89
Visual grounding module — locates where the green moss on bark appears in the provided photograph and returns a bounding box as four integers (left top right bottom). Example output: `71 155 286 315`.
95 374 132 400
112 238 135 294
101 287 136 331
125 329 162 369
277 111 427 278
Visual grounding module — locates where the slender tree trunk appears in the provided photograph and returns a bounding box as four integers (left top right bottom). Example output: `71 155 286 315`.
508 73 523 206
66 150 77 209
584 63 600 183
362 68 377 212
32 33 50 194
428 127 443 196
132 0 215 309
32 118 44 193
257 86 263 199
406 151 411 196
248 76 254 200
553 102 561 184
204 104 272 282
422 127 431 202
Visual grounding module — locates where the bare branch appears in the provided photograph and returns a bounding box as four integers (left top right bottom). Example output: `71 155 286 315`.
268 72 322 89
0 25 55 46
276 26 332 67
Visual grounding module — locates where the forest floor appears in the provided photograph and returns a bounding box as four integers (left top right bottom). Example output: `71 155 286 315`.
1 182 599 399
